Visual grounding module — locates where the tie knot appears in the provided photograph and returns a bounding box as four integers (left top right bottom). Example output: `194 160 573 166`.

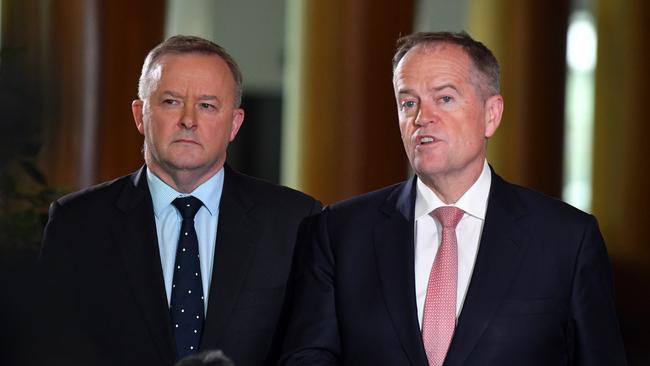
432 206 464 229
172 196 203 220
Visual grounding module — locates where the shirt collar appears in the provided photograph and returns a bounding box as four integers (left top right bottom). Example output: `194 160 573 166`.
147 167 225 218
414 160 492 221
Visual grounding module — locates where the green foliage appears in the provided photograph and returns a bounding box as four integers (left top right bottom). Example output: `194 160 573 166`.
0 159 64 252
0 47 65 252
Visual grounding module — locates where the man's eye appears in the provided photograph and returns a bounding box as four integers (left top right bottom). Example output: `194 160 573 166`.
200 103 216 110
440 96 453 103
401 100 416 109
163 99 179 105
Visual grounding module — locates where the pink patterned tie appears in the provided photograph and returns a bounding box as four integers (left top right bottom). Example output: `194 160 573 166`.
422 206 464 366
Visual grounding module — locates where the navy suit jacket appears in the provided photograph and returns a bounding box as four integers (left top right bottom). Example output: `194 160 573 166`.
35 165 321 366
281 169 626 365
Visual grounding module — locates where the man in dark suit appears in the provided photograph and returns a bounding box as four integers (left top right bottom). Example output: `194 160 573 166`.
281 32 626 365
36 35 321 366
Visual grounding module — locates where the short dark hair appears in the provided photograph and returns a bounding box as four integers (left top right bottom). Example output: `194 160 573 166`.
393 31 500 96
138 35 243 107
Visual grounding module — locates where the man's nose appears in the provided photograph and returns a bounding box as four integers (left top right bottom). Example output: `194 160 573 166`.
179 104 197 129
415 102 438 126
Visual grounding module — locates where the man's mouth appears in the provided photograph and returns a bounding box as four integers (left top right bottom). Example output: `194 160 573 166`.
175 138 199 144
417 136 438 145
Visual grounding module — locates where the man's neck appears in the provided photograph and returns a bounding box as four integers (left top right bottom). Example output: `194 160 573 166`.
147 164 224 194
419 161 485 204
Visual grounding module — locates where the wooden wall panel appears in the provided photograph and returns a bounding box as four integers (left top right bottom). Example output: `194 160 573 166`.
592 1 650 361
95 1 166 182
289 0 413 204
471 0 569 198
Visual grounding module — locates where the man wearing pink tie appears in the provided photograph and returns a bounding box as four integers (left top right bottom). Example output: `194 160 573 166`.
280 32 626 365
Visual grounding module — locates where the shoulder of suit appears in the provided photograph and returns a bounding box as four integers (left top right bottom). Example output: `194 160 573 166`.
53 172 135 210
494 173 595 224
225 165 319 206
328 180 408 213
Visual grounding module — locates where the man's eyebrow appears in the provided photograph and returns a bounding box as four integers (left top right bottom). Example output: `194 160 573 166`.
397 88 416 97
161 90 182 98
160 91 220 102
396 84 459 96
432 83 459 93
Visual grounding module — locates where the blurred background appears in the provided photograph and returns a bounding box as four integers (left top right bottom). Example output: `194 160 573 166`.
0 0 647 364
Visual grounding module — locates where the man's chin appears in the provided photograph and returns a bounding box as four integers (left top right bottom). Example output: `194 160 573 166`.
169 163 207 172
413 160 446 177
167 158 225 174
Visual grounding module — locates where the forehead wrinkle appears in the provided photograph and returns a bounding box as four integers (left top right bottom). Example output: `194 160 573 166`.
159 88 220 99
398 47 481 101
432 83 460 93
161 90 181 98
197 95 218 101
418 43 489 98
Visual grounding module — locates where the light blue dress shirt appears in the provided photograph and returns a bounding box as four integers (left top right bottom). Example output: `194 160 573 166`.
146 168 224 315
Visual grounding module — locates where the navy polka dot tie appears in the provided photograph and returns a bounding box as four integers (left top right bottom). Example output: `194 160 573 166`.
170 196 205 360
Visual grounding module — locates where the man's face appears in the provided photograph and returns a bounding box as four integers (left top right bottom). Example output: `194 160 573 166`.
393 43 502 186
132 54 243 187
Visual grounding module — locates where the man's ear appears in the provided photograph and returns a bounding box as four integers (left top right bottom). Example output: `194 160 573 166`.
484 94 504 138
132 100 145 135
229 108 245 142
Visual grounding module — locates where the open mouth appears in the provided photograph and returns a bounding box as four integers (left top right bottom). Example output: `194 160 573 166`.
417 136 439 145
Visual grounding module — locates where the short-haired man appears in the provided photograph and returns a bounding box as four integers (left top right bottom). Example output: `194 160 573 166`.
37 35 321 366
281 32 626 365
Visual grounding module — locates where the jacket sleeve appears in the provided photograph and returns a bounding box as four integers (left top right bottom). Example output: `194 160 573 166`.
569 216 627 365
279 207 342 366
34 201 101 365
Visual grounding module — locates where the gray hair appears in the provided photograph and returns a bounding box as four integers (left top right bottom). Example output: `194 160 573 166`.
138 35 243 107
393 31 500 97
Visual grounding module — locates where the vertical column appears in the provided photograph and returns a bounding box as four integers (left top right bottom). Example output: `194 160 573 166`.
468 0 569 198
28 0 165 190
592 0 650 270
282 0 414 204
40 0 87 190
94 0 166 183
79 0 99 187
591 0 650 358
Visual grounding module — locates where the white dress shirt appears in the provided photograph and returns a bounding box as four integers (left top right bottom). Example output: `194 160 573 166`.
414 161 491 328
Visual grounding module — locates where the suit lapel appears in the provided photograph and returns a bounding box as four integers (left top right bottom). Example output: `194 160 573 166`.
374 178 429 366
444 171 530 366
201 166 261 349
112 167 176 365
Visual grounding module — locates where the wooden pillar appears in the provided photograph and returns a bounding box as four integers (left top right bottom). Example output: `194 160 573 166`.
283 0 413 204
592 0 650 360
95 1 166 183
592 0 650 274
36 1 165 190
40 0 88 190
469 0 569 197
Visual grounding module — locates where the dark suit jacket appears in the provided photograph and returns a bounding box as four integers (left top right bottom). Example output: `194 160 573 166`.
281 170 626 365
35 165 321 366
